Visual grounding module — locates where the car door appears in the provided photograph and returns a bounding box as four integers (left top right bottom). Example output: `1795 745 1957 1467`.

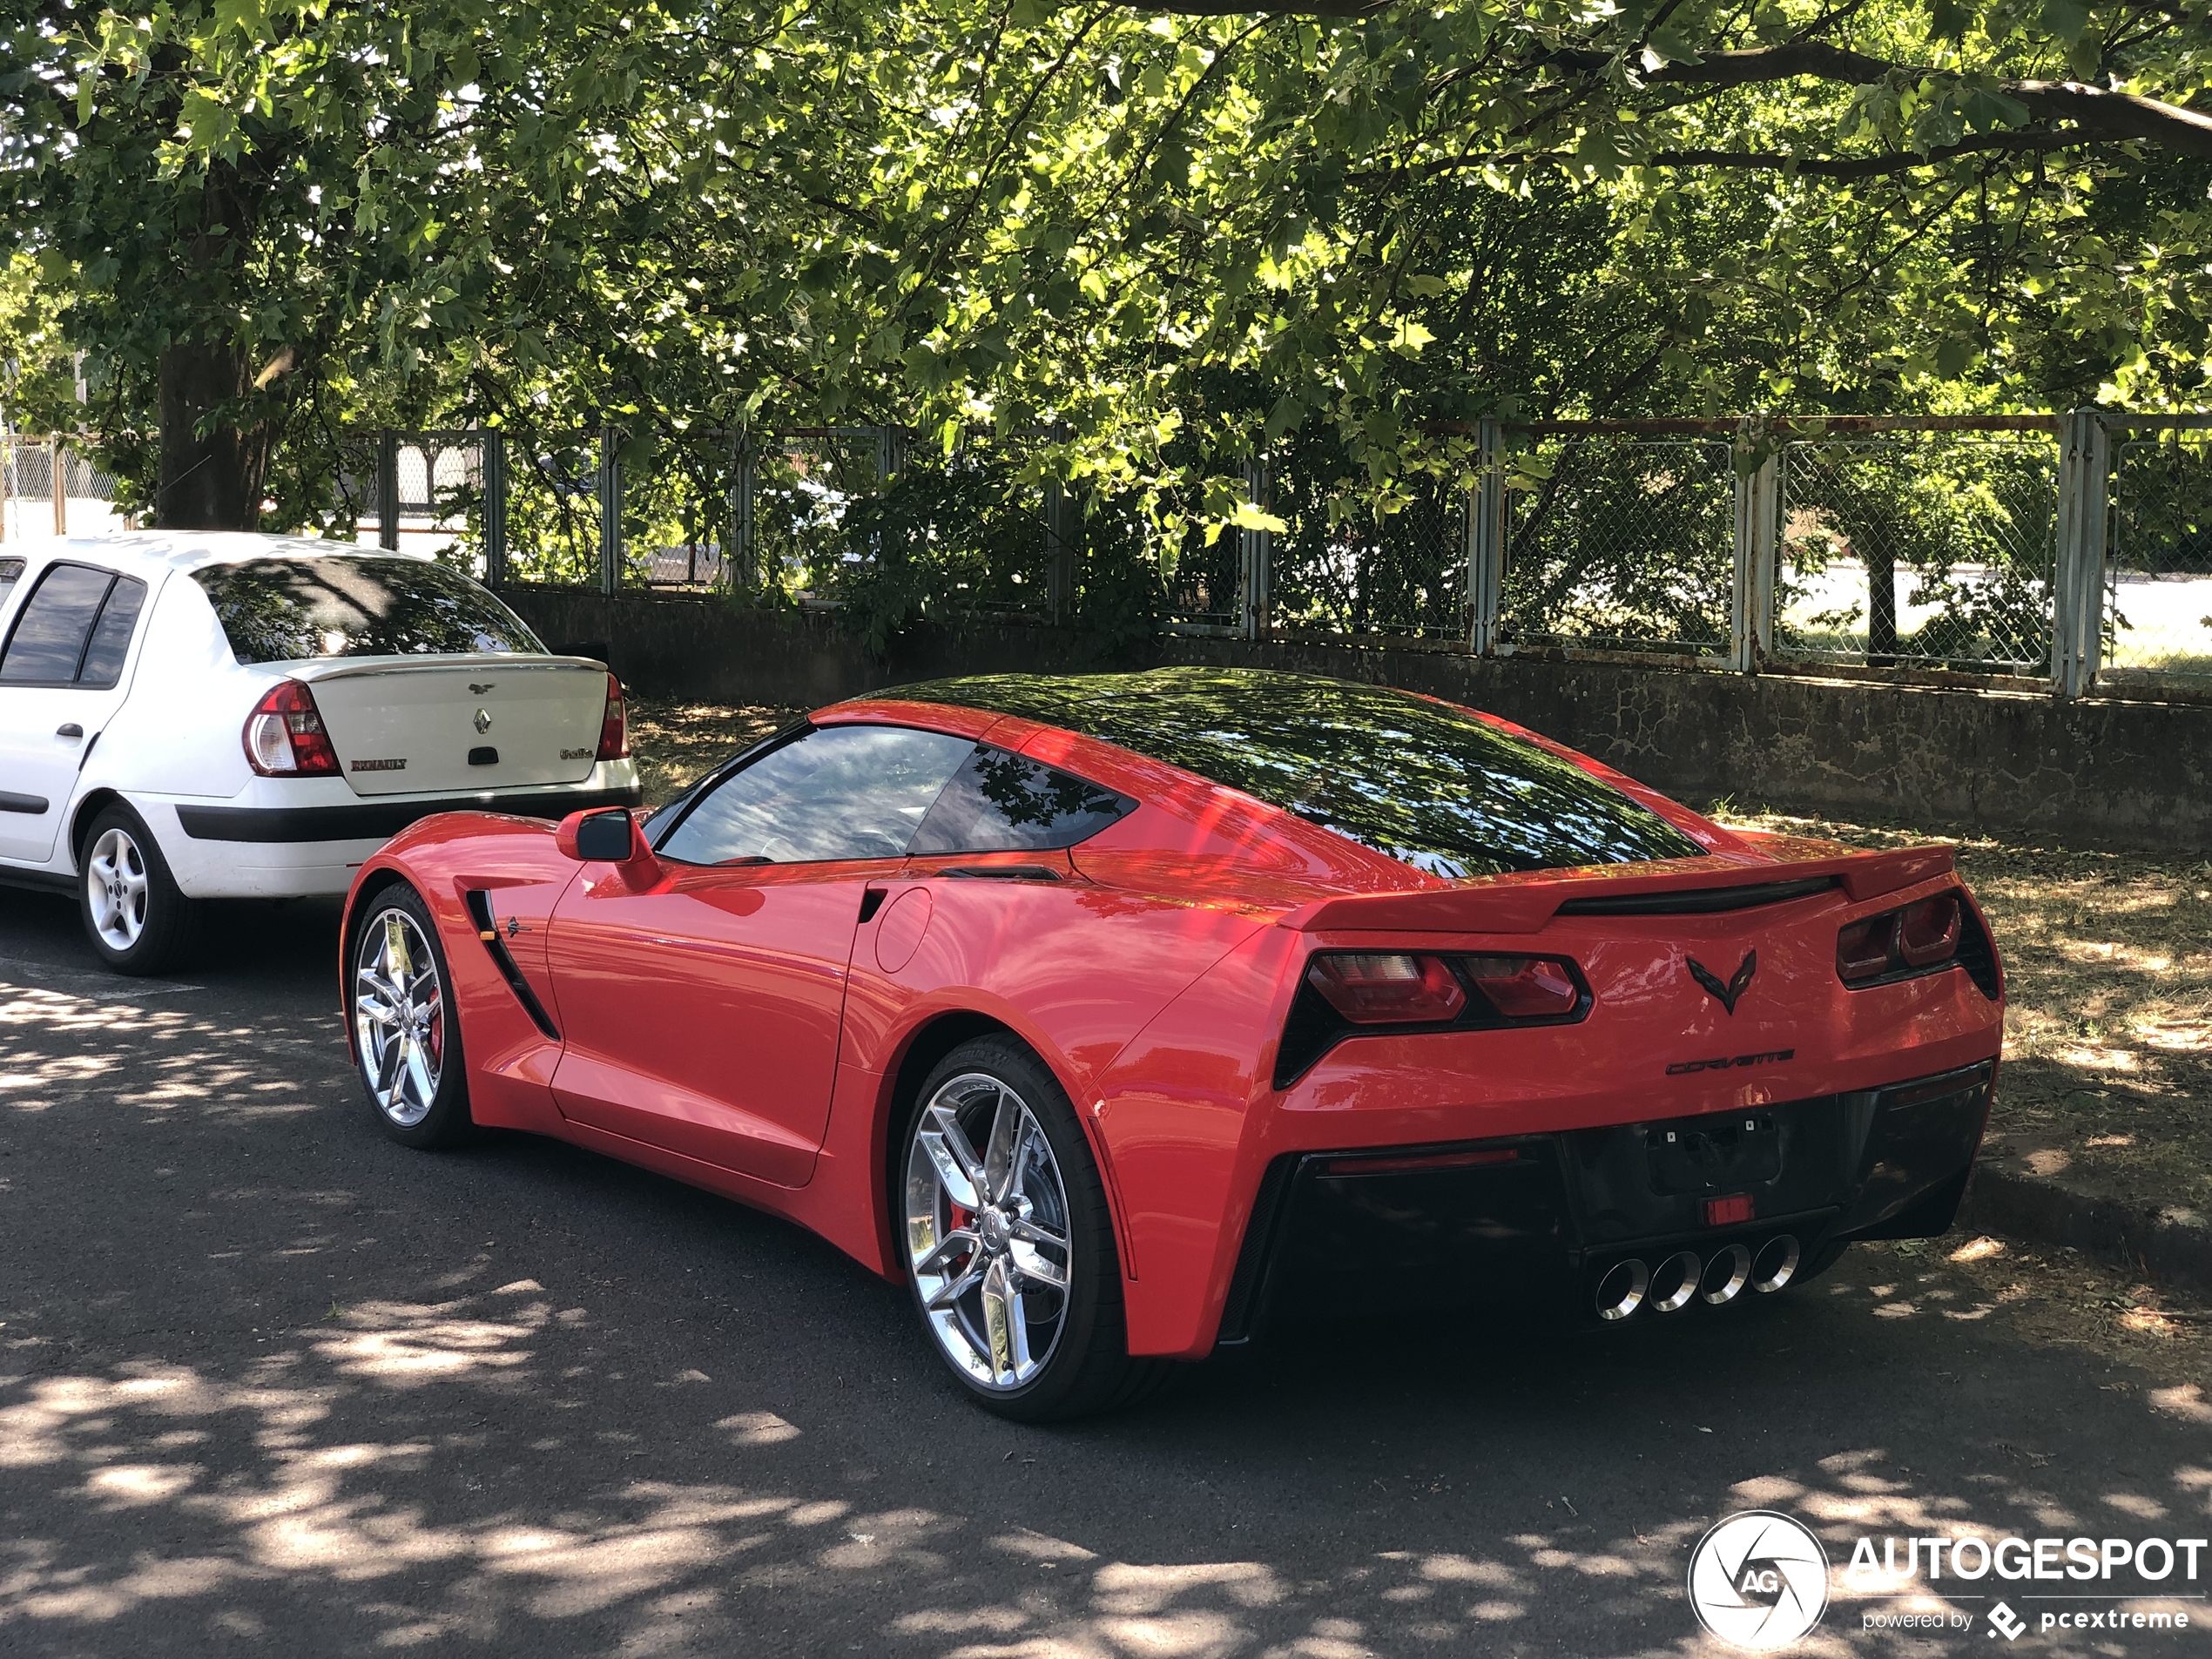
0 559 152 864
544 721 980 1186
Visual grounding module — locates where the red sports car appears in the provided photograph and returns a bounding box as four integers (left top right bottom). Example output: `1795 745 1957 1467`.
341 668 2004 1419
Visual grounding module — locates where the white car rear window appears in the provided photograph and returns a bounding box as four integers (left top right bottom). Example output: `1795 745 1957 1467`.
192 556 546 664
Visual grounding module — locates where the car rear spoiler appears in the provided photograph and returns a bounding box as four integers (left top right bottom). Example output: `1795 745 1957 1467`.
1280 844 1957 935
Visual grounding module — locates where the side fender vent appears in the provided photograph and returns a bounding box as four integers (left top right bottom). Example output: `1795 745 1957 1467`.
462 889 560 1042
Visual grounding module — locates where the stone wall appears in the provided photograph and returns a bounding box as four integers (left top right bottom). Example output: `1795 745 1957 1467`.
502 589 2211 850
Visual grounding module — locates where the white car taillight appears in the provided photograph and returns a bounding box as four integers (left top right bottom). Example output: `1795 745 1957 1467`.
243 679 341 776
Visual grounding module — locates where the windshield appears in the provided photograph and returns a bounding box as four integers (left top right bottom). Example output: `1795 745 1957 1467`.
192 556 546 664
894 668 1706 879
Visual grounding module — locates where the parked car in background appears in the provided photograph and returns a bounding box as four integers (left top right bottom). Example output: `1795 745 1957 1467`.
0 533 639 974
338 668 2004 1420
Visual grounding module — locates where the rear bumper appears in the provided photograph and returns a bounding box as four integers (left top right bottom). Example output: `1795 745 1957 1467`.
173 783 643 844
1217 1060 1993 1343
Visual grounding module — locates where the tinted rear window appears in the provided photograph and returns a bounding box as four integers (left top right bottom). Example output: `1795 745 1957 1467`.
192 556 545 664
894 668 1706 879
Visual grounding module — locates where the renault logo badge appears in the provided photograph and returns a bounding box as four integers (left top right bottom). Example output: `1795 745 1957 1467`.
474 708 493 735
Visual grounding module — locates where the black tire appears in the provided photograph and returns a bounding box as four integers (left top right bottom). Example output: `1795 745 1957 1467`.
78 801 199 975
348 883 476 1149
898 1036 1173 1421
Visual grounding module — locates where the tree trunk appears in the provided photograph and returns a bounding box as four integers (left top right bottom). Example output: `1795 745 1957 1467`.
1866 541 1898 663
156 341 277 530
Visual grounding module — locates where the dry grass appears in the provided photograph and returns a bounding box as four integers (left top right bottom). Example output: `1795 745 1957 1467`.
1712 804 2212 1217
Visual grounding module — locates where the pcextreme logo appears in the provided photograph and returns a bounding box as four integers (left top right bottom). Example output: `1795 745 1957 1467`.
1687 1511 1831 1650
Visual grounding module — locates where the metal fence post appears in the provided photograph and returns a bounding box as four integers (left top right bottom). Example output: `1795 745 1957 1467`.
1468 419 1506 655
2054 408 2111 699
1730 424 1779 673
877 424 907 486
482 432 508 585
1240 455 1271 641
51 441 67 538
375 429 400 551
729 434 755 591
597 426 623 595
1043 479 1070 623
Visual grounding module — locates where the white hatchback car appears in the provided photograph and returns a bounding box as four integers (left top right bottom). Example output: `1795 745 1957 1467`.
0 532 642 973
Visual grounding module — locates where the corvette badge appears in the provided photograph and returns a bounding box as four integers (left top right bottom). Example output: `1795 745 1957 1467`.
1688 950 1757 1015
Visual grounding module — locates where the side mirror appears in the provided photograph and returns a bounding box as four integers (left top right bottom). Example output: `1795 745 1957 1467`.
557 806 642 862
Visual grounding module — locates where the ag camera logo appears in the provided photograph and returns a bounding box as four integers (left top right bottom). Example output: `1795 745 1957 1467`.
1689 1511 1831 1650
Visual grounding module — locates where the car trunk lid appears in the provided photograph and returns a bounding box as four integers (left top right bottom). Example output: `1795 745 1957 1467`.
292 654 610 795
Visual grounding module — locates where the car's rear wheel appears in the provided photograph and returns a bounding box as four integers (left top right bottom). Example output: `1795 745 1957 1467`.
79 803 198 975
900 1037 1169 1420
351 885 475 1148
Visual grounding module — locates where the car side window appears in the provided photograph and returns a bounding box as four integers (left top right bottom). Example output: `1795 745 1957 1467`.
0 558 23 612
76 577 150 690
908 745 1133 855
655 723 977 867
0 563 137 686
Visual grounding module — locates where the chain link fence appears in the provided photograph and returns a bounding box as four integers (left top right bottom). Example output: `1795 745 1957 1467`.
1774 434 2057 675
1271 469 1467 640
15 411 2212 700
2106 429 2212 690
0 436 125 540
1499 435 1736 658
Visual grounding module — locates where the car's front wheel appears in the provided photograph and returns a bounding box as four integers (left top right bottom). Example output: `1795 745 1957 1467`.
900 1036 1170 1420
350 885 475 1148
78 802 198 975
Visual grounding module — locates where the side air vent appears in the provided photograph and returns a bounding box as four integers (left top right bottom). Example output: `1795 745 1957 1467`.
1554 876 1839 917
462 890 560 1041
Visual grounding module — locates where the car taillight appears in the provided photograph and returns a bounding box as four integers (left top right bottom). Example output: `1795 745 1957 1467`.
1462 954 1581 1019
597 672 628 761
1838 892 1965 983
1307 953 1467 1024
242 679 339 776
1898 894 1962 967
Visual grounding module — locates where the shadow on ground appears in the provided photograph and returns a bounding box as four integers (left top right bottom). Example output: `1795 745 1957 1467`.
3 893 2208 1657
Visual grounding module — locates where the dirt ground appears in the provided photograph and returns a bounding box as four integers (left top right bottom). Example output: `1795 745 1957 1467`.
1852 1232 2212 1405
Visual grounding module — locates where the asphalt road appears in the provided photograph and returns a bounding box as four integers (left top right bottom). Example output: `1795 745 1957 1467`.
3 887 2209 1658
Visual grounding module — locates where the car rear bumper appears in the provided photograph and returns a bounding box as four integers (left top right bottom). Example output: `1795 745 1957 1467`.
133 770 641 899
1215 1060 1993 1344
172 783 643 844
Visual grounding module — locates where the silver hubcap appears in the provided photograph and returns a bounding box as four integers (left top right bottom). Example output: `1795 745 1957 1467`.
904 1072 1072 1391
85 827 151 951
354 909 445 1128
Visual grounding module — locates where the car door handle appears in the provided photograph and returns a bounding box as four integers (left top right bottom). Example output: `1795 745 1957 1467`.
56 723 83 740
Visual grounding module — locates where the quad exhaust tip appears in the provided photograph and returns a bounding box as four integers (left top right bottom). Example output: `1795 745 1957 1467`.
1649 1250 1701 1313
1701 1243 1752 1305
1593 1234 1802 1319
1750 1234 1801 1293
1594 1258 1649 1321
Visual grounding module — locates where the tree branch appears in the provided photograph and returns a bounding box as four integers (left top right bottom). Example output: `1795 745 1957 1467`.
1653 128 2090 176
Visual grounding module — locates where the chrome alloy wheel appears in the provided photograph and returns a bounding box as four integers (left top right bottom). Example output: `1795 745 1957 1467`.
354 910 446 1129
84 826 150 952
905 1072 1074 1391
